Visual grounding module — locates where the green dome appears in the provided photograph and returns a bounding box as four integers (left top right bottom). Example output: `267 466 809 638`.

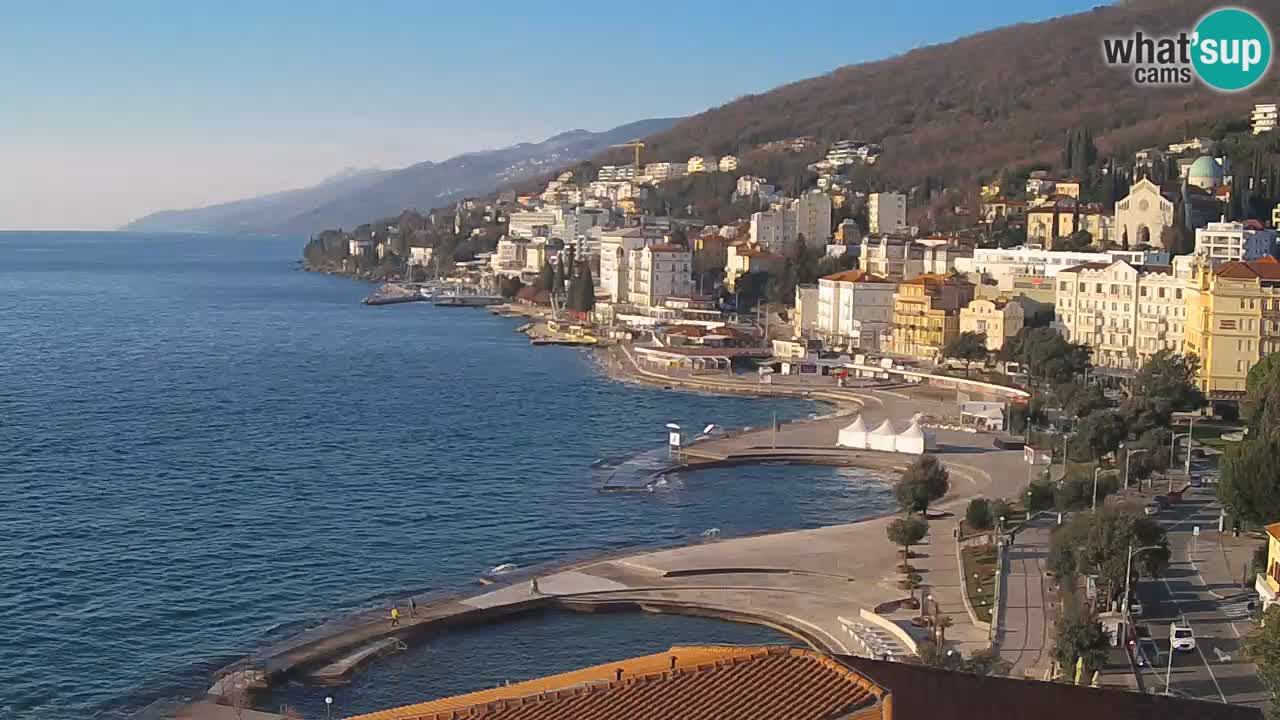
1188 155 1224 181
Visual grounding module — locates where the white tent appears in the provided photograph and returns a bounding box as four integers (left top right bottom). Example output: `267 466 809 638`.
867 419 897 452
896 421 932 455
837 415 868 449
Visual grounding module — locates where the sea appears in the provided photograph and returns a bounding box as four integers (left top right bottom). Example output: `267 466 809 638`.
0 232 894 720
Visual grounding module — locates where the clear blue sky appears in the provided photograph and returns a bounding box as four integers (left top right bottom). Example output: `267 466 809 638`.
0 0 1105 229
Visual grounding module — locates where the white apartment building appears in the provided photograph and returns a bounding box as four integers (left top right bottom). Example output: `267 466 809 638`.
718 155 739 172
750 208 798 255
1194 220 1277 266
868 192 907 234
599 226 665 302
794 191 833 245
955 246 1170 290
825 140 881 167
794 284 819 338
736 175 775 200
643 162 687 183
408 246 433 267
507 206 569 240
1055 260 1187 371
627 244 692 307
1252 103 1278 134
815 269 896 349
597 165 637 182
490 238 529 277
859 236 971 281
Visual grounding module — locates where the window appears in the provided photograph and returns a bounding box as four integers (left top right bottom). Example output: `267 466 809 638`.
1176 289 1183 300
1221 319 1237 330
1158 288 1166 299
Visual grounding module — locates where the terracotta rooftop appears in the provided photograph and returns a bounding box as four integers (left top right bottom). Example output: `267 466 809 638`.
347 646 884 720
902 273 973 287
822 269 890 283
1216 256 1280 280
645 243 689 253
1268 522 1280 542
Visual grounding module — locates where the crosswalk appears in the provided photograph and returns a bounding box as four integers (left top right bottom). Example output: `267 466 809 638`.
1220 600 1256 620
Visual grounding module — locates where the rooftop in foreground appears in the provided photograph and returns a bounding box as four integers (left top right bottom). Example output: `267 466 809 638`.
345 644 1262 720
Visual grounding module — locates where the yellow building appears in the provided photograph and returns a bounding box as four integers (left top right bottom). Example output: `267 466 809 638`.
724 243 785 292
1183 257 1280 396
1258 523 1280 609
1055 180 1082 199
1027 202 1112 246
889 274 976 360
959 297 1024 351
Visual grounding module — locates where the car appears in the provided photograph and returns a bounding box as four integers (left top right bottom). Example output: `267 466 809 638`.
1143 502 1160 516
1129 597 1144 617
1170 622 1196 652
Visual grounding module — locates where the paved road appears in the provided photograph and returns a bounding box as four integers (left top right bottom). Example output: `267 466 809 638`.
998 516 1053 678
1127 488 1266 707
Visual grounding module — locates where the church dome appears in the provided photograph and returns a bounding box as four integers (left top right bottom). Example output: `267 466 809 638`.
1187 156 1224 189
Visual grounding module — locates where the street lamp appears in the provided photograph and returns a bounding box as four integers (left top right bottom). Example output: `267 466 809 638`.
1122 544 1164 648
325 696 333 720
1123 447 1149 490
1092 467 1104 510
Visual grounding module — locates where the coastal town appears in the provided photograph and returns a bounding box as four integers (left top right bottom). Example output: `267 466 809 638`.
214 103 1280 720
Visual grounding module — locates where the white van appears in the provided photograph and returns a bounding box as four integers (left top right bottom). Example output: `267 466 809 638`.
1170 622 1196 652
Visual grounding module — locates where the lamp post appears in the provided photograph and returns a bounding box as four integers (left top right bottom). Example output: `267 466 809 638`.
1092 467 1103 510
1121 544 1164 637
1123 447 1149 490
325 696 333 720
1183 415 1197 478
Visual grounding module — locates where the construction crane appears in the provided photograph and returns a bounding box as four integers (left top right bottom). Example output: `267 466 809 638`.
611 140 645 179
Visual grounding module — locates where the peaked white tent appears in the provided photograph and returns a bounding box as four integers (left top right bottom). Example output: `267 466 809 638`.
895 421 931 455
867 419 897 452
837 415 868 449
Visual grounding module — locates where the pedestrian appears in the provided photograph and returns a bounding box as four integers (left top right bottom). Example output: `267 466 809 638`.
409 597 417 617
390 606 400 627
530 577 540 595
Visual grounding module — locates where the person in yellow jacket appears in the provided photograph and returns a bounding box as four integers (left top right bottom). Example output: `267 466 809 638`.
390 606 401 627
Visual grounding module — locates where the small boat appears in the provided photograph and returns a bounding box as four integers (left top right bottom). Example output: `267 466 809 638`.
488 563 518 575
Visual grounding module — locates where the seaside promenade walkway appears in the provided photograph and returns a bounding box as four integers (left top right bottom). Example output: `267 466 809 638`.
199 348 1037 713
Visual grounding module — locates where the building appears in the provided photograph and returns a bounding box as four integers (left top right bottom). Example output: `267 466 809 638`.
868 192 907 234
407 246 433 267
1055 260 1187 372
1055 180 1082 199
955 246 1170 291
794 191 833 245
980 199 1028 223
1025 176 1056 198
860 236 971 281
1194 220 1277 266
348 643 1263 720
718 155 738 172
1026 200 1112 246
793 284 819 337
825 140 882 166
507 206 571 240
889 274 976 361
1114 179 1176 248
1183 257 1280 397
1187 156 1226 190
599 227 662 302
490 237 530 277
1169 137 1217 155
1252 103 1278 134
692 232 730 278
816 269 896 349
627 243 692 307
597 164 637 182
643 162 687 183
725 243 785 291
735 175 776 201
750 208 798 255
1258 522 1280 609
686 156 718 174
1274 203 1280 230
959 297 1024 350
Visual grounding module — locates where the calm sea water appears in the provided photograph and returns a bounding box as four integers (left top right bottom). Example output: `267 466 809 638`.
0 232 893 720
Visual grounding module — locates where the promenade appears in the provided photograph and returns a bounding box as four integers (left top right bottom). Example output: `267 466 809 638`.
200 350 1037 714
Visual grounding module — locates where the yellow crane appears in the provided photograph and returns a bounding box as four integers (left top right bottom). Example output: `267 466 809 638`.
611 140 644 179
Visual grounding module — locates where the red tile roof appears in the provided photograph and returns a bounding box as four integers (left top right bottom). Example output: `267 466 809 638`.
822 269 891 283
1215 256 1280 280
350 646 884 720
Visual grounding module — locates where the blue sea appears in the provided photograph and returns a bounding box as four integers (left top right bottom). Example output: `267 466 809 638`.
0 232 893 720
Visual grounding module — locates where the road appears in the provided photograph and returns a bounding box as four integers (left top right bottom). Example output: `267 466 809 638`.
998 516 1054 678
1127 485 1267 707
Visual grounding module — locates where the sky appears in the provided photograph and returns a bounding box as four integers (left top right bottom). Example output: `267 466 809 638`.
0 0 1106 230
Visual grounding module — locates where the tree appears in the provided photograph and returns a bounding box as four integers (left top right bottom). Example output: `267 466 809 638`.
1244 352 1280 435
535 260 555 292
895 455 950 514
1004 327 1091 389
1071 410 1127 462
1133 350 1205 413
965 498 994 531
1048 503 1168 596
886 516 929 560
1219 435 1280 527
1053 380 1107 420
943 331 989 376
1117 396 1173 438
1246 605 1280 718
498 275 524 299
1053 604 1111 679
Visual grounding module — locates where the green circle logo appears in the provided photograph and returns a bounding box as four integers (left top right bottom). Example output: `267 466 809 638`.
1192 8 1272 92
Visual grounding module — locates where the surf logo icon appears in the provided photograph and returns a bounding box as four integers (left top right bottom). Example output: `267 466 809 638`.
1102 7 1271 92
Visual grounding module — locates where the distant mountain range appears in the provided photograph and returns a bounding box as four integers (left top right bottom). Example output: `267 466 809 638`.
122 118 680 236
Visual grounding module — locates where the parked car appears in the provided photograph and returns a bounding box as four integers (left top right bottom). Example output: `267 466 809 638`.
1129 596 1144 617
1170 622 1196 652
1143 502 1160 516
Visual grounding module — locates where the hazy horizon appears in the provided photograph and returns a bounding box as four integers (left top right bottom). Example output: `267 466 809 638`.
2 0 1103 231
